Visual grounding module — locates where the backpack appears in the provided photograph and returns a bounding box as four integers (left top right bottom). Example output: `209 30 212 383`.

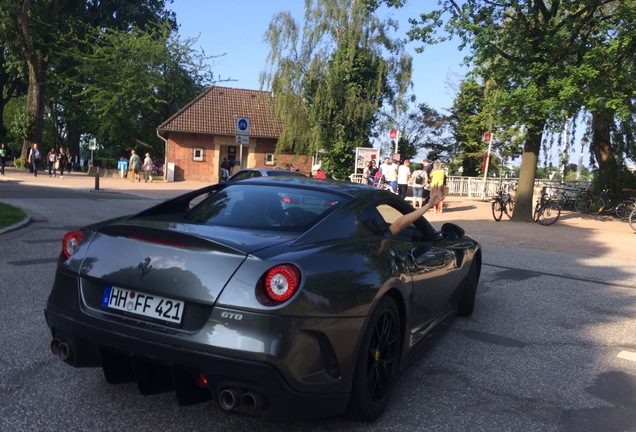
414 172 424 185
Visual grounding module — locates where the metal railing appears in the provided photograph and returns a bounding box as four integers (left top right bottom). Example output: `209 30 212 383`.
349 172 591 201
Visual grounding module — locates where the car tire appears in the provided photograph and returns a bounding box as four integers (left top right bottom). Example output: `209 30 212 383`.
457 259 478 316
346 296 401 422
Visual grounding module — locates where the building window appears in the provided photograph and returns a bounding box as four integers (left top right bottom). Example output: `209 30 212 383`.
193 148 204 161
265 153 275 166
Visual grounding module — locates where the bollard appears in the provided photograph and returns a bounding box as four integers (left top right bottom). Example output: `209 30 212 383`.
95 166 100 190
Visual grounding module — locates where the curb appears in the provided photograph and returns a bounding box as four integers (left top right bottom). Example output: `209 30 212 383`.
0 215 32 235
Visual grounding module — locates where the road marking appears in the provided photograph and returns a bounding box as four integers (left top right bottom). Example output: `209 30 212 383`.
617 351 636 362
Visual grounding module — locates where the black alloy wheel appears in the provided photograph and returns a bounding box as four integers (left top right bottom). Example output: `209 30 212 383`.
347 296 401 421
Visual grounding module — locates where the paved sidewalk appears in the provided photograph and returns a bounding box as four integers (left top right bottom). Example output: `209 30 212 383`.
2 166 634 262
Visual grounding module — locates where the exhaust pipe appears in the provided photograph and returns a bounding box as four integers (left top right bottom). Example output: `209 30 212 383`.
57 342 71 361
239 391 267 414
50 338 72 362
218 388 243 411
50 339 61 356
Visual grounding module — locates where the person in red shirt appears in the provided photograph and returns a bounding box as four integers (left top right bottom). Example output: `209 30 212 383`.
312 164 327 179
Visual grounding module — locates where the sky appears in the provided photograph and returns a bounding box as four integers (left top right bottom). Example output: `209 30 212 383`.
167 0 467 115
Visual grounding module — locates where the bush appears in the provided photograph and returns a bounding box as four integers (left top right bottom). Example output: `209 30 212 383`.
14 157 26 170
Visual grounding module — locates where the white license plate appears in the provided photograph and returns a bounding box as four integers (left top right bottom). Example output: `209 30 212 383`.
101 286 184 324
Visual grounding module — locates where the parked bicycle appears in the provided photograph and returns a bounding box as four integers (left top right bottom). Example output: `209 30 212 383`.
556 187 587 210
491 189 515 221
629 208 636 232
533 192 561 225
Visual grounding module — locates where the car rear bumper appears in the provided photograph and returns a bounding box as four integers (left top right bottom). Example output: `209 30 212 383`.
44 305 352 420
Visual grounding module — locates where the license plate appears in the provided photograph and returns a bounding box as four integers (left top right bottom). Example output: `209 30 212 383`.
101 286 184 324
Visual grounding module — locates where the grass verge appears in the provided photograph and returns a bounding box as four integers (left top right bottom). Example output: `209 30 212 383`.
0 202 27 230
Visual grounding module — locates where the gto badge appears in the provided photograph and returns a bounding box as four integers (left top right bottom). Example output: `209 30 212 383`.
221 311 243 321
137 257 152 277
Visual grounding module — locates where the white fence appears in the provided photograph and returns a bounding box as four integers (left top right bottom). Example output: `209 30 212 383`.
349 173 590 201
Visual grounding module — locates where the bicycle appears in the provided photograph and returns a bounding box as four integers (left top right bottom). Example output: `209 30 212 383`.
491 189 515 221
556 187 587 210
629 207 636 232
533 192 561 225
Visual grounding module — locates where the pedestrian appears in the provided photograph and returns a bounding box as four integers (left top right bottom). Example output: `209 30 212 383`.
397 159 411 199
380 157 398 193
409 163 429 208
0 143 7 176
423 159 433 180
429 161 446 213
57 148 68 178
142 152 153 182
28 143 41 177
363 161 373 185
128 149 141 182
312 164 327 179
47 148 57 177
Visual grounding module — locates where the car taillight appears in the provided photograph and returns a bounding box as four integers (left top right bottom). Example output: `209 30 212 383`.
62 231 84 260
256 264 301 305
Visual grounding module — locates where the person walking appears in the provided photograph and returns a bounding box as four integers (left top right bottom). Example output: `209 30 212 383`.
142 153 153 182
0 143 7 176
128 150 141 182
429 160 446 213
409 163 429 208
380 157 398 193
28 143 41 176
397 159 411 199
47 148 57 177
57 148 68 178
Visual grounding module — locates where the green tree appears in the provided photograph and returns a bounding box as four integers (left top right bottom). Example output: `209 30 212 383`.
58 21 213 158
400 102 452 163
261 0 412 180
405 1 631 221
8 0 176 159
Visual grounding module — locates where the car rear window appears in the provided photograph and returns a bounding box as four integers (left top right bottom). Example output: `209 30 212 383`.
185 184 344 230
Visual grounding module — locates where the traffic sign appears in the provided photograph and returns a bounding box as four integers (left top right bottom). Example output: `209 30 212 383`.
389 129 398 139
88 138 97 150
236 135 249 145
236 117 250 135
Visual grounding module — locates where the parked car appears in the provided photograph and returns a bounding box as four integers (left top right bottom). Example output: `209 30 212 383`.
44 177 481 421
228 167 305 182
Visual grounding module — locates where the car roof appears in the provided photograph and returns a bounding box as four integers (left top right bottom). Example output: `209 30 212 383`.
227 176 397 201
230 168 305 177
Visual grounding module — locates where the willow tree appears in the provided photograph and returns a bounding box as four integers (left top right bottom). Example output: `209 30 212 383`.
260 0 412 179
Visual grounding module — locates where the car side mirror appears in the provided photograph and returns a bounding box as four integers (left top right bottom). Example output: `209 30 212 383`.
440 223 465 240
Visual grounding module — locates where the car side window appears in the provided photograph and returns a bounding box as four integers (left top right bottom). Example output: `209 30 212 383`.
359 203 432 242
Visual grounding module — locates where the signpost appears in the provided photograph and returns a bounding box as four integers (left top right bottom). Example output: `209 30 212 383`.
389 129 399 154
235 117 250 169
482 132 493 199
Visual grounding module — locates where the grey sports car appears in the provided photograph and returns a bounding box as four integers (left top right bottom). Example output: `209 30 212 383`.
44 177 481 421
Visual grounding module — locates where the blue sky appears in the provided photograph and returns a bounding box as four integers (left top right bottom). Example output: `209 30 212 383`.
167 0 467 114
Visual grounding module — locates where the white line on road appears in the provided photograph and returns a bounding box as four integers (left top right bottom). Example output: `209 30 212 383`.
617 351 636 362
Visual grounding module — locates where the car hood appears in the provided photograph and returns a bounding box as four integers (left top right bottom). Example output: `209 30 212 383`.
73 219 297 304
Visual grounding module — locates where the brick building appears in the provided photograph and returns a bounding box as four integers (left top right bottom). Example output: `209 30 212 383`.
157 86 313 182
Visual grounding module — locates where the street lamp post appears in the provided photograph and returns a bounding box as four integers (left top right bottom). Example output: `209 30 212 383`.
576 138 587 181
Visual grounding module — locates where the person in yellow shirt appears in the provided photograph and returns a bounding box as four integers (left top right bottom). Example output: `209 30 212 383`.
429 161 446 213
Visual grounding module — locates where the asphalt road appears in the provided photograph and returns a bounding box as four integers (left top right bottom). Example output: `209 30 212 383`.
1 179 635 432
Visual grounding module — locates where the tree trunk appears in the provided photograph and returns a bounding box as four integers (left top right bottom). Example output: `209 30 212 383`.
19 0 46 160
511 121 545 222
590 109 618 191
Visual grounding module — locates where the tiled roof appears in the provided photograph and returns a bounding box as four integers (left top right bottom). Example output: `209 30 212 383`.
158 86 283 138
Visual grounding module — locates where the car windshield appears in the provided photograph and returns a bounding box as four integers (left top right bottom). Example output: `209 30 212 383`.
185 184 344 230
